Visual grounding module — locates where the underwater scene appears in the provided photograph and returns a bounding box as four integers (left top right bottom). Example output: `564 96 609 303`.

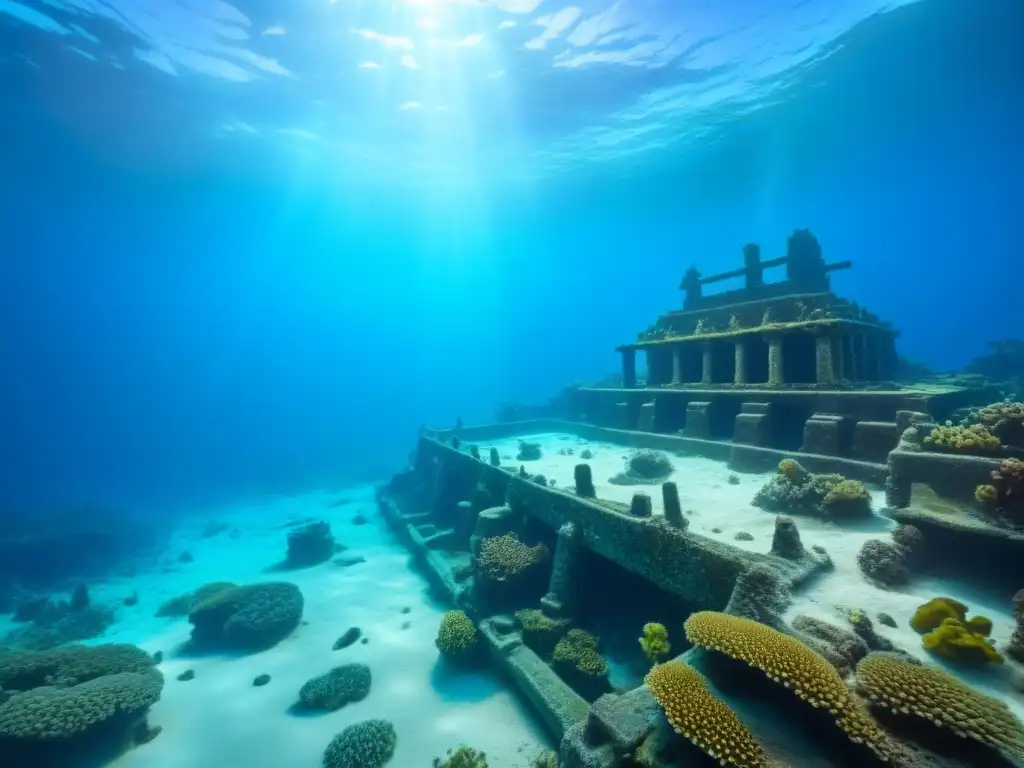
1 0 1023 766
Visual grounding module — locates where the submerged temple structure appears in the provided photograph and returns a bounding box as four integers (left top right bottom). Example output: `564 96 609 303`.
575 229 982 467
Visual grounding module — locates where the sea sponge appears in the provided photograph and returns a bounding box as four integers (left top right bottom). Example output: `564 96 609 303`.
435 610 478 662
323 718 397 768
476 534 549 582
639 622 671 665
683 611 890 759
921 618 1003 665
188 582 303 652
909 597 967 633
923 424 1002 455
856 652 1024 762
298 664 372 711
645 660 766 768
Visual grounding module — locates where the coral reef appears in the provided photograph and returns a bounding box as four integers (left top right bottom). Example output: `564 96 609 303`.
638 622 671 665
432 745 488 767
791 615 869 677
923 423 1002 455
476 534 549 583
156 581 236 618
552 629 611 701
857 524 925 587
283 520 335 568
322 718 396 768
910 597 1002 665
976 458 1024 528
0 643 163 765
856 652 1024 763
297 663 372 712
435 610 478 664
516 441 542 461
684 611 891 760
645 659 766 767
978 401 1024 448
608 450 674 485
514 609 569 659
187 582 303 652
753 460 871 519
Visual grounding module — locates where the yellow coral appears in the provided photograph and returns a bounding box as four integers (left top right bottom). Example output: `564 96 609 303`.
553 629 607 676
477 534 549 582
435 610 477 660
921 618 1003 665
975 483 999 505
645 660 766 768
777 459 800 476
822 479 869 504
684 611 890 759
978 401 1024 428
856 652 1024 762
923 424 1002 454
639 623 671 665
909 597 968 633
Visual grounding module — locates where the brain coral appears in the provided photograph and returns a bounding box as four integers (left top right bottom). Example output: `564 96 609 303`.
856 652 1024 762
188 581 303 652
323 718 397 768
645 660 766 768
684 611 890 760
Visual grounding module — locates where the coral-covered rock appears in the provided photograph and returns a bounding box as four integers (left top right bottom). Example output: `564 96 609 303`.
323 719 396 768
754 461 869 519
857 539 909 586
187 582 303 652
297 664 371 711
608 450 673 485
515 440 542 461
552 629 611 701
770 515 805 559
284 521 335 568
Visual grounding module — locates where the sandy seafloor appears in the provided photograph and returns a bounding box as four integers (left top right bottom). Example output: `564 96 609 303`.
0 485 553 768
475 432 1024 726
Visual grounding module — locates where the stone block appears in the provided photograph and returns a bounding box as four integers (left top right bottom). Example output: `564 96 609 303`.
682 401 712 439
614 402 631 430
733 402 771 446
637 401 655 433
851 420 899 462
800 412 850 456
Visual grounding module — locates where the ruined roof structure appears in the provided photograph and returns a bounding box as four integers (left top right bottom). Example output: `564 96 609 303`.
617 229 896 390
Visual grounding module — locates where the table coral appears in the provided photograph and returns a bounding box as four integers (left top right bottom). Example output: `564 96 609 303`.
683 611 891 760
645 659 766 768
856 652 1024 762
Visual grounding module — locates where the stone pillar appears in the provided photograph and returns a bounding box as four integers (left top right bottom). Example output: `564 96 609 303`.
814 330 835 385
662 482 687 529
767 335 784 387
672 346 682 385
833 333 846 380
864 333 880 381
733 340 747 384
621 348 636 388
541 522 581 617
855 332 868 381
646 349 658 386
701 343 714 385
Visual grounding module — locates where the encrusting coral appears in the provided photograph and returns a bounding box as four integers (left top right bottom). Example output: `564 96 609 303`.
187 581 303 652
683 611 891 760
435 610 478 664
753 459 872 519
645 659 766 768
639 622 671 666
856 652 1024 763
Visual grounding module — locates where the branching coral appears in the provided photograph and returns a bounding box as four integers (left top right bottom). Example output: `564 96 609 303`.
476 534 549 582
297 664 372 711
683 611 891 760
923 424 1002 455
645 660 766 768
188 582 303 652
323 719 396 768
514 609 569 659
856 652 1024 762
553 629 611 700
435 610 478 663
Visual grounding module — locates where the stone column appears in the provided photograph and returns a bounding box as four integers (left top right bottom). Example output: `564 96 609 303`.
814 330 836 385
767 334 784 387
701 343 714 385
863 332 879 381
621 348 636 388
672 345 682 385
733 340 747 384
541 522 581 617
855 332 868 382
646 349 658 386
833 333 846 380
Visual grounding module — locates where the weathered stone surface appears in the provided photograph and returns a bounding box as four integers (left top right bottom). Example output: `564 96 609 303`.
770 515 805 559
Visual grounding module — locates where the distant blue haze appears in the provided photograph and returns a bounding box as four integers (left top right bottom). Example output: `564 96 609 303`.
0 0 1020 513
